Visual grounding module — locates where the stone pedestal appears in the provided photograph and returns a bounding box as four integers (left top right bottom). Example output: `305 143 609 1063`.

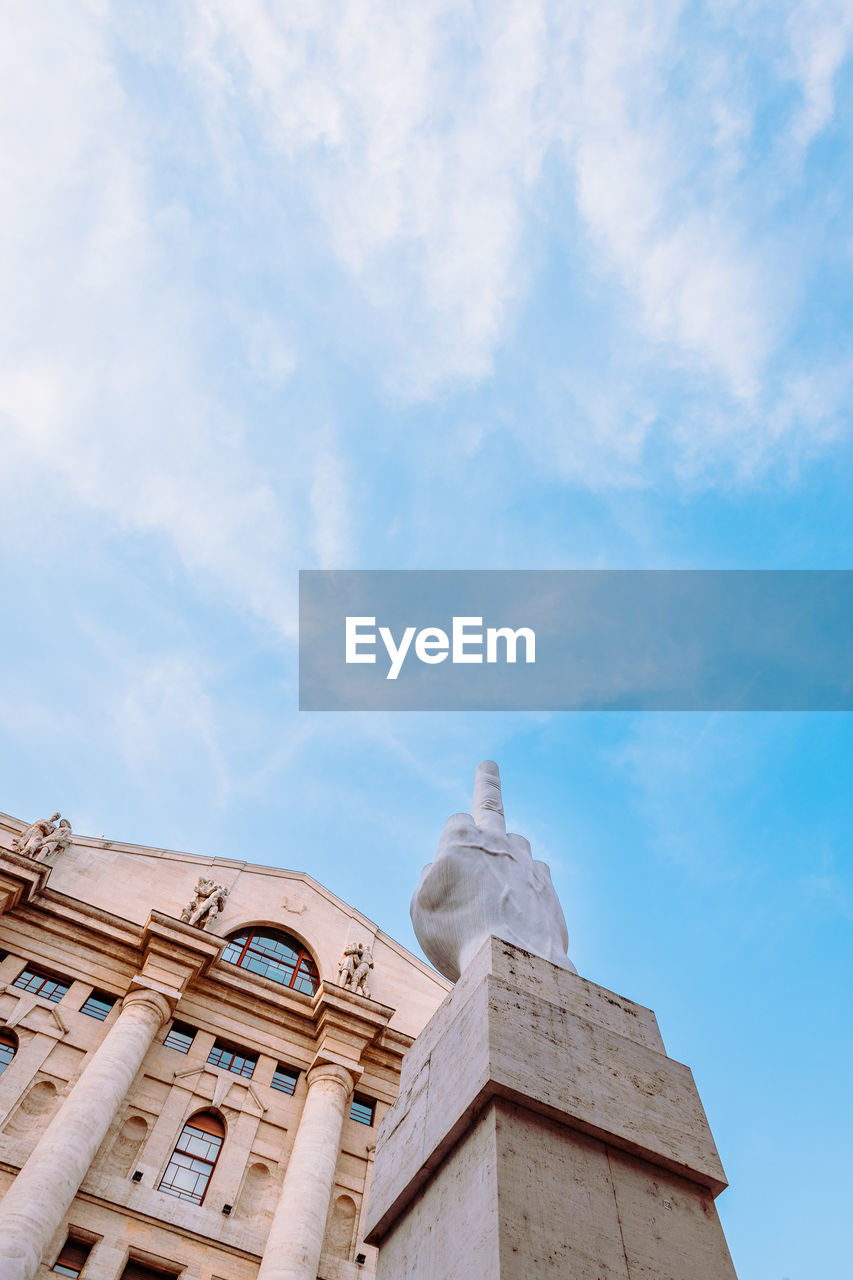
364 937 738 1280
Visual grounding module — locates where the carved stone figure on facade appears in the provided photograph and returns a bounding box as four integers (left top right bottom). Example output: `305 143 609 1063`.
39 819 73 861
12 813 72 861
180 877 229 929
338 942 362 987
351 946 374 998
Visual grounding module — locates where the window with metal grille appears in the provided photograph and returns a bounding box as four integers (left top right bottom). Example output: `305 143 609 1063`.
0 1029 17 1075
350 1094 376 1126
80 991 116 1021
221 928 319 995
163 1021 196 1053
52 1236 92 1277
158 1110 224 1206
207 1039 257 1079
13 965 70 1003
271 1064 299 1095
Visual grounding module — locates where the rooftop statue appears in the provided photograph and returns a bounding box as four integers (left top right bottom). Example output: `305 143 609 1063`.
411 760 576 982
12 813 72 861
180 876 229 930
338 941 375 998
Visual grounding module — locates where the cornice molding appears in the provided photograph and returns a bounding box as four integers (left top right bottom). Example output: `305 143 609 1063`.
0 848 51 917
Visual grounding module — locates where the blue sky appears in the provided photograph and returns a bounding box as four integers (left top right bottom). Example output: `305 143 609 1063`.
1 3 852 1276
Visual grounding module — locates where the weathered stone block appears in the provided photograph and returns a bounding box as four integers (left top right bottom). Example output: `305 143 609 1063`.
365 938 737 1280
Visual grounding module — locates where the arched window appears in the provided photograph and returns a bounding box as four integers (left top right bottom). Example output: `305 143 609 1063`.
0 1029 17 1075
222 928 319 995
158 1110 224 1205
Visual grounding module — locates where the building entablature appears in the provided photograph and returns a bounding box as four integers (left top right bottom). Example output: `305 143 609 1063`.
0 811 450 1040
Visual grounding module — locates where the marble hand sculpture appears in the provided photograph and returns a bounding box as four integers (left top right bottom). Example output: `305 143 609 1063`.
12 813 72 861
411 760 577 982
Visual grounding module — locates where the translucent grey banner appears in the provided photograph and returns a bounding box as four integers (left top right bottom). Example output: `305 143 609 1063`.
299 570 853 711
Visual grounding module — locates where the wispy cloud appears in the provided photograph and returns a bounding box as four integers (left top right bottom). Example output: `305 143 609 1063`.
785 0 853 149
189 0 552 393
2 0 852 642
0 4 339 638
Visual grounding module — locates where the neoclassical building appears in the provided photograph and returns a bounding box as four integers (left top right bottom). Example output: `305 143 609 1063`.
0 810 450 1280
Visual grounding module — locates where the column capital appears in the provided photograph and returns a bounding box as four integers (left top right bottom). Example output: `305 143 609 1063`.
137 910 227 998
121 985 174 1028
305 1061 356 1096
310 982 395 1079
0 848 50 917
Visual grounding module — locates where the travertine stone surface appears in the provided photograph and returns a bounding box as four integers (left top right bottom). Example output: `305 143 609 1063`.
375 1099 736 1280
0 987 171 1280
366 938 738 1280
258 1062 355 1280
411 762 576 982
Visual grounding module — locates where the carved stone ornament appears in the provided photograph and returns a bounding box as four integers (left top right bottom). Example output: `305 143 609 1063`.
11 813 73 862
338 941 374 998
411 760 577 983
180 876 229 930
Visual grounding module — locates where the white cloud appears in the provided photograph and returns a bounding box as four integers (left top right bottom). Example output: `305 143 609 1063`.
0 4 336 639
786 0 853 149
1 0 850 608
189 0 552 393
561 1 771 401
189 0 790 434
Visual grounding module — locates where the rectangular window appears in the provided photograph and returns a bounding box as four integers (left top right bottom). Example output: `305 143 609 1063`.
163 1021 196 1053
80 991 116 1021
52 1237 93 1277
271 1064 299 1095
121 1263 181 1280
13 965 70 1004
207 1039 257 1079
350 1094 376 1126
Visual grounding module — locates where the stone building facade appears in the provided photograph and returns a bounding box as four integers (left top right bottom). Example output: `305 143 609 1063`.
0 810 450 1280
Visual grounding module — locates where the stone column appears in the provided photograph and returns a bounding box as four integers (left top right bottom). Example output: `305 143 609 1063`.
258 1062 354 1280
0 986 171 1280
